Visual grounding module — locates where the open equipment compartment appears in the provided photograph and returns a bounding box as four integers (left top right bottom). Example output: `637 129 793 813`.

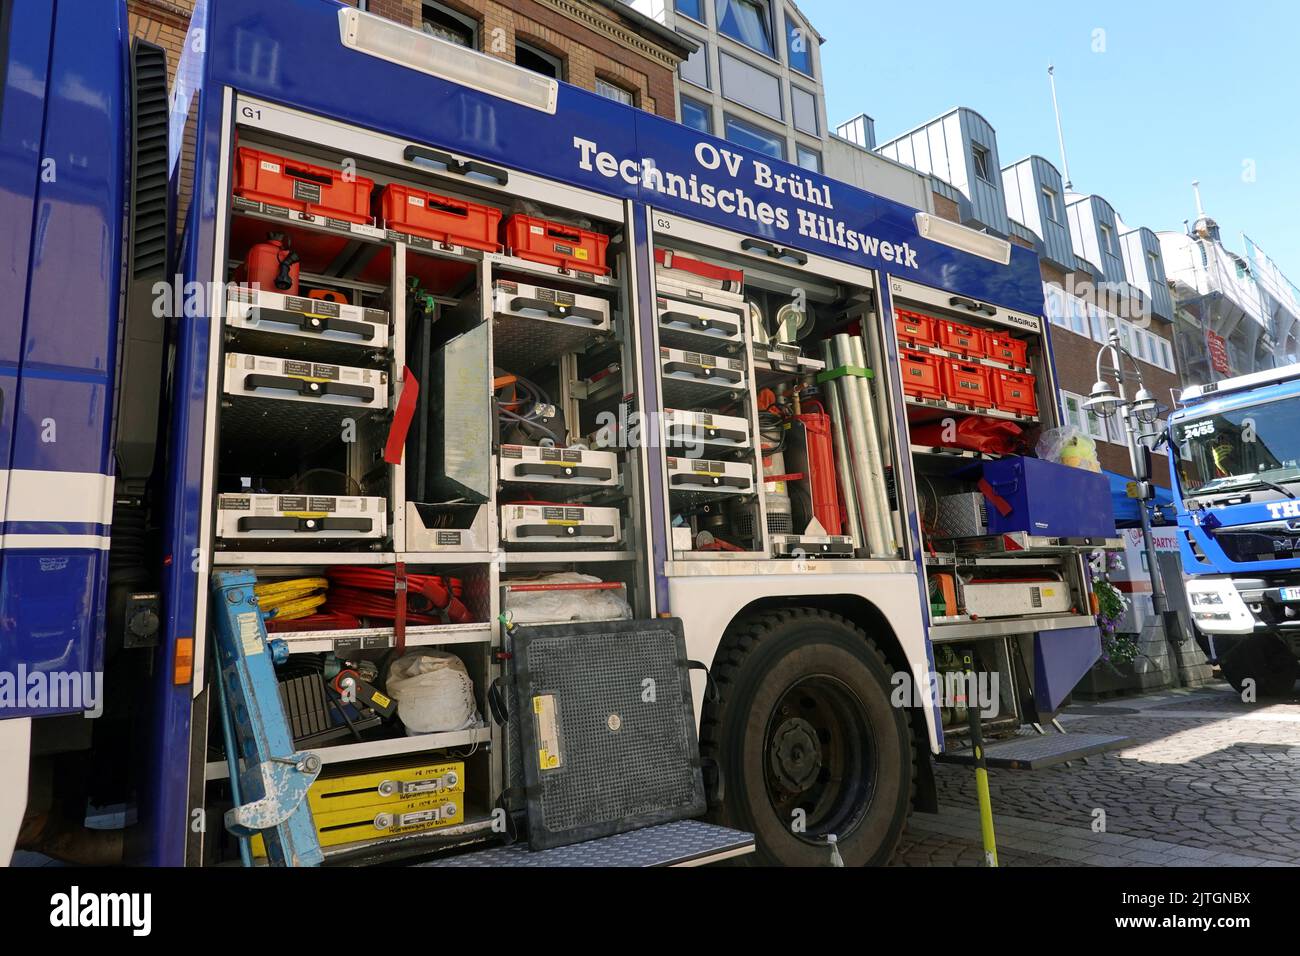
892 275 1117 649
648 214 902 563
194 94 662 866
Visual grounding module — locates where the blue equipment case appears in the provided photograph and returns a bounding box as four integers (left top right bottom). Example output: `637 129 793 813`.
981 457 1116 539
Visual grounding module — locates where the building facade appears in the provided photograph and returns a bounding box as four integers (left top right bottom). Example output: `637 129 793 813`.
1158 198 1300 387
637 0 829 171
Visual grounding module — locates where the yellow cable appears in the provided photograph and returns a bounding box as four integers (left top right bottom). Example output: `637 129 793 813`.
255 577 329 621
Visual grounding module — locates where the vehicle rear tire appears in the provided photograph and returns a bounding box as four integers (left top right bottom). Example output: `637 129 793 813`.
1220 634 1298 699
700 608 915 866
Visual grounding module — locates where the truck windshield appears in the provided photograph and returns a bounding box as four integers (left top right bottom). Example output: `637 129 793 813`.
1174 397 1300 495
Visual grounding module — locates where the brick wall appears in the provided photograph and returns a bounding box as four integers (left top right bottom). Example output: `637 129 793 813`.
1040 260 1179 488
128 0 195 86
932 191 960 223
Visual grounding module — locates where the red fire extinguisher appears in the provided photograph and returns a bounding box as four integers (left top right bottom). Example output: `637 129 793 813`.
235 232 300 294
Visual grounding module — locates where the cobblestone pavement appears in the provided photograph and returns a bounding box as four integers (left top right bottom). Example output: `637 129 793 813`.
893 682 1300 867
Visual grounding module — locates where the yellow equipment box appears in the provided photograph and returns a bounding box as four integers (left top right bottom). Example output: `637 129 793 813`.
307 758 463 813
252 790 465 856
249 759 466 857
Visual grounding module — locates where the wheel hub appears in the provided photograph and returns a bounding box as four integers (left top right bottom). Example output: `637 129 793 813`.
769 716 822 793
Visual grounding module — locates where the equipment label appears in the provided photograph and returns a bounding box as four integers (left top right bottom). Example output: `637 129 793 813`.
237 612 263 656
292 179 322 205
533 694 563 771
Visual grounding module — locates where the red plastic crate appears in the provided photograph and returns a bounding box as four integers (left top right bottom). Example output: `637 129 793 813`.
504 215 610 274
940 359 993 409
983 329 1029 367
235 148 374 224
895 309 938 348
991 370 1039 416
901 352 944 402
380 184 502 251
937 319 983 357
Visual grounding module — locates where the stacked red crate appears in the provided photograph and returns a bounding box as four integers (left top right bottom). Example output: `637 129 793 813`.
235 148 374 224
380 184 502 251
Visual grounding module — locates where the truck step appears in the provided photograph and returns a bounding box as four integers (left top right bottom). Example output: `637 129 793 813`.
937 732 1129 770
417 820 754 867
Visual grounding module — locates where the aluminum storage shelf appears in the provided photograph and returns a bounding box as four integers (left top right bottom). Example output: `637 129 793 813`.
752 344 825 386
498 445 619 489
659 349 750 409
221 353 388 461
928 613 1099 642
905 395 1038 425
224 288 390 365
274 621 493 655
936 531 1124 556
910 444 1003 462
205 727 493 781
492 278 613 372
213 550 401 566
501 503 623 548
500 550 638 565
488 252 619 289
655 295 746 351
666 456 754 506
232 195 388 245
215 493 388 548
664 408 752 450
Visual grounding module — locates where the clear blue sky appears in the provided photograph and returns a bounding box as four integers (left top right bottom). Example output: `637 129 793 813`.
800 0 1300 281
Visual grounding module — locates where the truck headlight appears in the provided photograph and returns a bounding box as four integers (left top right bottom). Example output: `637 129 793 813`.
1184 578 1254 634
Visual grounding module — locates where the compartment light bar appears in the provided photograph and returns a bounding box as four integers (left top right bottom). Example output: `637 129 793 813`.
914 212 1012 265
338 7 558 114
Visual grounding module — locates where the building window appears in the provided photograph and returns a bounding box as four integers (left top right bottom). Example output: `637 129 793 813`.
679 35 709 89
515 40 563 80
719 52 782 120
971 143 993 182
786 13 813 76
1061 391 1086 433
595 77 634 106
1087 303 1107 343
716 0 774 57
1099 222 1114 256
1044 284 1068 327
422 2 476 47
723 113 784 160
681 96 712 133
1148 250 1161 279
796 144 821 172
1042 185 1060 223
791 86 818 135
675 0 705 22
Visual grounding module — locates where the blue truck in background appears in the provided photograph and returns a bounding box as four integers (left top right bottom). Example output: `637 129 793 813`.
1171 364 1300 697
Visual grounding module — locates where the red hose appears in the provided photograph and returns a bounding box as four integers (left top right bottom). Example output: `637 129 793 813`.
325 567 473 625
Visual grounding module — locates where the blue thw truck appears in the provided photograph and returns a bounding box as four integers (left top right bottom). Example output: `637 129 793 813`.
1170 363 1300 698
0 0 1121 867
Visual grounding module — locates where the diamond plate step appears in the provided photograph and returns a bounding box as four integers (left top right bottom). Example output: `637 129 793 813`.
419 820 755 867
937 732 1129 770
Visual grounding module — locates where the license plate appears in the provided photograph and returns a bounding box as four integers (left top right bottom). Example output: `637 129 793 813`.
1281 587 1300 602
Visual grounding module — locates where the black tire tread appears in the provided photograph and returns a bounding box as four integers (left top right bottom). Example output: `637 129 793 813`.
699 606 918 864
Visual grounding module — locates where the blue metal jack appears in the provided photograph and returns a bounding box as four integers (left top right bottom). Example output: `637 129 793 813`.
210 570 322 866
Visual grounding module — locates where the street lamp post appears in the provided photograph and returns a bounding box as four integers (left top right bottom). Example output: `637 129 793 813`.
1084 329 1179 648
